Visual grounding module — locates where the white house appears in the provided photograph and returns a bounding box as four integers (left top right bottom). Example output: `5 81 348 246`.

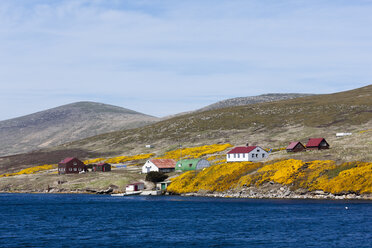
126 182 145 192
141 159 176 173
226 146 269 162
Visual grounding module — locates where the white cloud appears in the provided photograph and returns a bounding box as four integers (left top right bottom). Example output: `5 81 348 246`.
0 0 371 119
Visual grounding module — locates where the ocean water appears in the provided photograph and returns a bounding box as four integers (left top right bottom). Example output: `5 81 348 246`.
0 194 371 248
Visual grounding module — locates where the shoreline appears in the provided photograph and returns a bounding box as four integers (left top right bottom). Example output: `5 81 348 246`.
1 188 371 200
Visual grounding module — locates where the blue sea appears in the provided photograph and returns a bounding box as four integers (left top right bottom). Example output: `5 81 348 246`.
0 194 371 248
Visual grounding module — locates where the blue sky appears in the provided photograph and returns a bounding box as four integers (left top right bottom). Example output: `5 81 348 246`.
0 0 371 119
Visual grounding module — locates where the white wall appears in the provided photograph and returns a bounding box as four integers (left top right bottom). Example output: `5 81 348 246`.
141 160 159 173
226 147 269 162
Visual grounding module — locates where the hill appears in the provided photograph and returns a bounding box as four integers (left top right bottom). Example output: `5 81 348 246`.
59 85 372 158
0 101 158 156
162 93 313 119
0 85 371 174
196 93 314 112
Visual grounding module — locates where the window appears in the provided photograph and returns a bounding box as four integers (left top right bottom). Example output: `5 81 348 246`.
262 154 265 158
242 154 245 158
256 154 258 158
234 154 236 158
228 154 230 158
252 154 254 158
257 149 260 152
73 162 77 166
69 168 72 171
74 168 77 171
237 154 240 158
189 164 192 167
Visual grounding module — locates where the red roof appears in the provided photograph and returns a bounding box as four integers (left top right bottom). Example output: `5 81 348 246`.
287 142 301 150
306 138 326 147
150 159 176 169
227 146 257 154
59 157 76 164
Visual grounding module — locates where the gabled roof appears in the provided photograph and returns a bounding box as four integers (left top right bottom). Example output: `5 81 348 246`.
287 142 302 150
306 138 326 147
59 157 76 164
150 159 176 169
227 146 257 154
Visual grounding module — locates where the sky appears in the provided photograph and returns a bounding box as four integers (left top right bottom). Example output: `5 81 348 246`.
0 0 371 120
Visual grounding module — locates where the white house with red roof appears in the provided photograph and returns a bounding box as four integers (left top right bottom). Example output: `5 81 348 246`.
142 159 176 173
227 146 269 162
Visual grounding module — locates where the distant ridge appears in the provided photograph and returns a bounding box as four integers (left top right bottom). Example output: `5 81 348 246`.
0 101 159 156
197 93 314 112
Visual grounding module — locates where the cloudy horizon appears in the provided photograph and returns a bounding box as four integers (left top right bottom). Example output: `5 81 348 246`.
0 0 371 120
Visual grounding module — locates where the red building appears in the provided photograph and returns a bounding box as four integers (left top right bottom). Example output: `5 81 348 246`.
286 142 306 152
58 157 86 174
93 163 111 172
306 138 330 150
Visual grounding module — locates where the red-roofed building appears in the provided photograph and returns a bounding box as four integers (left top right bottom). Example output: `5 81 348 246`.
306 138 330 150
58 157 86 174
227 146 269 162
286 142 306 153
142 159 176 173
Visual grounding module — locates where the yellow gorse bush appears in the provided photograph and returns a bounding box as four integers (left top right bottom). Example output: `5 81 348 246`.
167 161 261 194
83 158 105 164
105 153 155 164
158 144 232 160
0 164 57 177
168 159 372 195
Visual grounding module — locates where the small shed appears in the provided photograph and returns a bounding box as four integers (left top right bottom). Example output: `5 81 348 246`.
175 159 211 172
58 157 86 174
286 142 306 152
126 182 145 192
156 181 172 191
306 138 330 150
93 163 111 172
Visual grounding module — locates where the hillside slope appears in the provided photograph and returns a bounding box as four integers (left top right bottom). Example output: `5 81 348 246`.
0 101 158 156
61 85 372 155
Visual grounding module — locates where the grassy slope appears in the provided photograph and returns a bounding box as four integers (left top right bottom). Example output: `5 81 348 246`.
60 85 372 155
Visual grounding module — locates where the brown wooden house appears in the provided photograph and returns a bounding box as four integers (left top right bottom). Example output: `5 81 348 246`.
306 138 330 150
58 157 86 174
93 163 111 172
286 142 306 152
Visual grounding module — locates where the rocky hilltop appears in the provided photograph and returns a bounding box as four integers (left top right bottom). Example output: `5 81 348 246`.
0 101 158 156
197 93 313 112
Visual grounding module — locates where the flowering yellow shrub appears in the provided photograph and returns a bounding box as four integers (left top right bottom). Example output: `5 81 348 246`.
206 155 225 161
168 159 372 195
83 158 105 164
167 162 261 194
0 164 57 177
311 161 372 194
158 144 232 160
105 153 155 164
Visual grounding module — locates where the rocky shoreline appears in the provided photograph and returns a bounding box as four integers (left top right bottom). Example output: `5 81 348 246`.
180 183 372 200
1 183 371 200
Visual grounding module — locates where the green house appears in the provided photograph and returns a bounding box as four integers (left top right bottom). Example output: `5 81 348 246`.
175 159 211 172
